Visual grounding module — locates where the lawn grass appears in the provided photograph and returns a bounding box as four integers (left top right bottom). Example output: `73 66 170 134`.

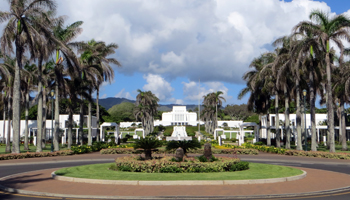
55 162 303 181
0 144 68 154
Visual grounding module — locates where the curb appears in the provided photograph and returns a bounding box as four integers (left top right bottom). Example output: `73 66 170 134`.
1 184 350 199
51 170 307 185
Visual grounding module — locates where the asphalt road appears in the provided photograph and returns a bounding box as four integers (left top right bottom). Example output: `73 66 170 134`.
0 156 349 200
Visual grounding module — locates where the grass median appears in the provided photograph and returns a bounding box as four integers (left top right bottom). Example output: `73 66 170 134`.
55 162 303 181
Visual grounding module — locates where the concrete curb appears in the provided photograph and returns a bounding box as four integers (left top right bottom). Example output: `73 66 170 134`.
1 183 350 199
51 170 307 185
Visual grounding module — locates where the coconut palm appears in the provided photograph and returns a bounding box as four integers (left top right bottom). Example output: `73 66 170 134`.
22 61 37 150
0 0 57 153
134 90 159 136
79 39 120 144
49 18 83 150
295 10 350 152
202 91 226 135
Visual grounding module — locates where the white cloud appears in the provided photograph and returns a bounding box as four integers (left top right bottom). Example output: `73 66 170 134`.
182 81 232 102
101 94 107 99
43 0 332 84
115 89 134 99
142 74 174 101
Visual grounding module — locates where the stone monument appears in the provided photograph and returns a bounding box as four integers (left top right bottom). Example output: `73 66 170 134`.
175 147 184 161
204 143 212 159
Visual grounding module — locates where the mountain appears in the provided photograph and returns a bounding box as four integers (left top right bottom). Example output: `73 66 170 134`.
97 97 202 111
97 97 135 110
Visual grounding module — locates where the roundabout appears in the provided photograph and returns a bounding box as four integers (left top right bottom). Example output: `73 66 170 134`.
0 152 350 199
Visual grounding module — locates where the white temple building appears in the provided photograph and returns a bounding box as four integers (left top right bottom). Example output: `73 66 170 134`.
158 106 198 126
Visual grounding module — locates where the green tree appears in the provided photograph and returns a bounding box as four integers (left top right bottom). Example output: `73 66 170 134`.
0 0 57 153
295 10 350 152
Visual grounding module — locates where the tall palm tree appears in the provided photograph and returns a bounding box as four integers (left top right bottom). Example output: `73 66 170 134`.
22 61 36 150
51 18 83 150
0 0 57 153
295 10 350 152
79 39 120 144
239 53 271 142
134 90 159 136
202 91 226 135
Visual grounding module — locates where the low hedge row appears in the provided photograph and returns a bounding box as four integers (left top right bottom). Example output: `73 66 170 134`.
284 150 350 159
100 148 259 155
110 156 249 173
240 143 350 160
0 150 74 160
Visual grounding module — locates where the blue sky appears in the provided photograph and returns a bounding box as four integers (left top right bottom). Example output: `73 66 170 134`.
1 0 349 107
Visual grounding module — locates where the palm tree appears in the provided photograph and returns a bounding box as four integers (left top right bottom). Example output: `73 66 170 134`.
51 18 83 150
0 56 13 152
0 0 57 153
134 90 159 136
79 39 120 144
202 91 226 135
22 62 37 150
295 10 350 152
239 53 271 142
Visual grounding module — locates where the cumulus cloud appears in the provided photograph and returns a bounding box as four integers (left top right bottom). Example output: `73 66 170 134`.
115 89 134 99
182 80 232 103
50 0 334 84
142 74 174 101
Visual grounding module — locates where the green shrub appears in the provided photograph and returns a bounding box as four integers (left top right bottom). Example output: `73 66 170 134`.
0 150 74 160
197 155 218 162
166 138 201 154
133 137 163 159
112 156 247 173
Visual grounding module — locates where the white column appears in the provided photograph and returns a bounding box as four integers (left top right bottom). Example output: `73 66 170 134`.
76 129 79 144
100 126 104 142
317 128 320 143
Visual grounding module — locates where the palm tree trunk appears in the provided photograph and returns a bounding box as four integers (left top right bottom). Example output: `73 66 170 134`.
96 87 100 142
36 55 43 152
2 95 6 144
24 90 29 150
266 98 271 146
310 70 317 151
42 89 47 149
68 111 73 149
326 52 335 153
275 91 280 147
5 98 11 153
88 91 92 146
54 86 60 151
284 85 291 149
340 99 348 151
12 46 21 153
296 79 302 150
79 96 84 145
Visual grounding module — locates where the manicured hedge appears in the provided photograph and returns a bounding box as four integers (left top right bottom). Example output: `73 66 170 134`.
0 150 74 160
100 148 259 155
284 150 350 159
240 143 350 160
110 156 249 173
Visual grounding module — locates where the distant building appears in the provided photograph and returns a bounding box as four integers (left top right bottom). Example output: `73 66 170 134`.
160 106 198 126
0 115 98 143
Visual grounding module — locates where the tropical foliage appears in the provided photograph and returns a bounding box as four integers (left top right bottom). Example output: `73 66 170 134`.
240 10 350 152
0 0 121 152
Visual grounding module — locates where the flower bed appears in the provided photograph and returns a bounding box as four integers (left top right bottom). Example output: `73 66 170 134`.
284 150 350 159
110 156 249 173
0 150 74 160
100 148 259 155
239 143 350 160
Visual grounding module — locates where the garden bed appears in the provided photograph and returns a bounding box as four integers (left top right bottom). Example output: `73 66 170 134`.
110 156 249 173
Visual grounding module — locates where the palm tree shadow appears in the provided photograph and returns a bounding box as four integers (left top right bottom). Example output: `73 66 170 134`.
0 173 52 190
